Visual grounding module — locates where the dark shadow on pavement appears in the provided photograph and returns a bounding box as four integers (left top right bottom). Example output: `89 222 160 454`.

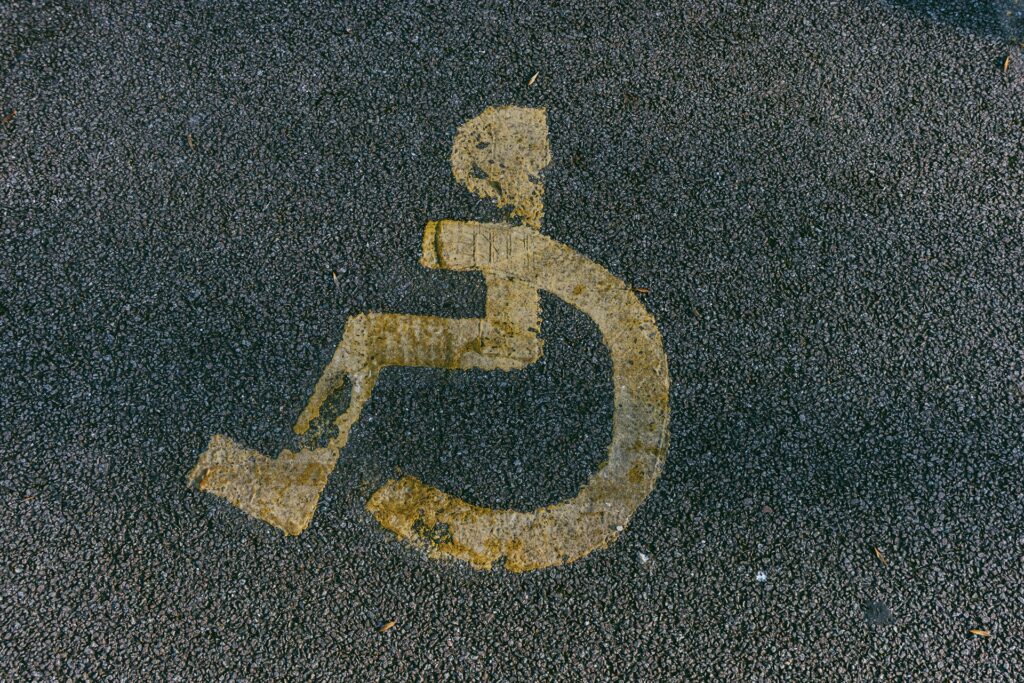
880 0 1024 40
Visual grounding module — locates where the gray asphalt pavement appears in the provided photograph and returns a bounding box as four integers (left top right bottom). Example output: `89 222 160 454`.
3 0 1024 679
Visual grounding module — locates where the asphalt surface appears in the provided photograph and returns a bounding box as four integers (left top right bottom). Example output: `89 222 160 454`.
3 0 1024 679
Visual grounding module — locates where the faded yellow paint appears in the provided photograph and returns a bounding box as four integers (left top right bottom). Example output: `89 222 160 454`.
188 435 335 536
450 105 550 229
188 105 670 572
366 219 669 571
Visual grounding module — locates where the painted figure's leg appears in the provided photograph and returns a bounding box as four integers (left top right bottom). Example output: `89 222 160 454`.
293 310 525 442
326 363 379 453
294 221 548 439
293 312 376 437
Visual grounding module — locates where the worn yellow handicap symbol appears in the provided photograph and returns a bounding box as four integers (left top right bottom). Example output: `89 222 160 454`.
189 106 671 572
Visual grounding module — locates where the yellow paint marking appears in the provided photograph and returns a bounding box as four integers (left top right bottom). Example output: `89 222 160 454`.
188 106 671 572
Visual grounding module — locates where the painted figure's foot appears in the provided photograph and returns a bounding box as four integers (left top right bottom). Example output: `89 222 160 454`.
188 434 338 535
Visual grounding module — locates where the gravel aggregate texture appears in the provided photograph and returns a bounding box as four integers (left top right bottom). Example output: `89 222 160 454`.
3 0 1024 679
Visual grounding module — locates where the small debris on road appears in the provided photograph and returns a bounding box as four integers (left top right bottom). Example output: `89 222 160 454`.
379 620 397 634
873 546 888 567
755 570 767 583
969 628 990 638
864 600 894 625
528 71 539 86
1 109 15 125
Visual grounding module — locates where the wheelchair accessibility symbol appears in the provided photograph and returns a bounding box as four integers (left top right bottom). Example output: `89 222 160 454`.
189 106 670 572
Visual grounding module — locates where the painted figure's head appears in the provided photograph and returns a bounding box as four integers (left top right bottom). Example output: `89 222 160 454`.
450 106 552 229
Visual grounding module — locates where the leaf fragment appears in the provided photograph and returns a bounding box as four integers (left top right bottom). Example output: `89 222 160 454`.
1004 54 1012 72
969 628 991 637
873 546 888 567
528 71 539 86
379 620 397 633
